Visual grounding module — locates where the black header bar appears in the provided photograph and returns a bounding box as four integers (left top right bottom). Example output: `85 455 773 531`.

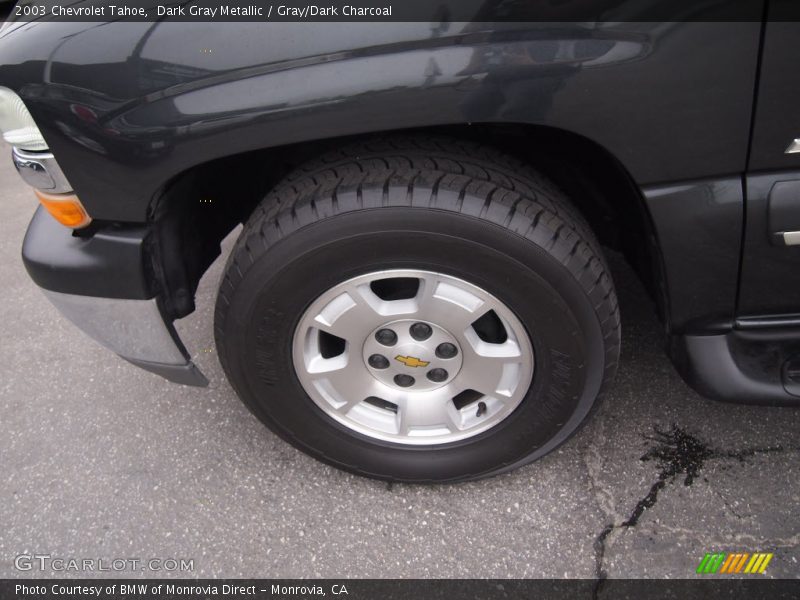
4 0 794 23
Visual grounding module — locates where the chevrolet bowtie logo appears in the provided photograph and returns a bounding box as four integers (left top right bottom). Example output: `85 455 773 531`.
395 355 430 368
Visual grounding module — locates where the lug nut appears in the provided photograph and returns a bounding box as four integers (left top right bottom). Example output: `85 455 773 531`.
435 342 458 359
427 368 448 383
394 374 415 388
368 354 389 369
375 328 397 346
409 322 432 341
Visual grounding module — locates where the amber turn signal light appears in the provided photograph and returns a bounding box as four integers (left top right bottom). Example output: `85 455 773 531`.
34 189 91 228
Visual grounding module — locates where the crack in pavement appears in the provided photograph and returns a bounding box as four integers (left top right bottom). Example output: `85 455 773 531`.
710 486 748 520
590 424 792 597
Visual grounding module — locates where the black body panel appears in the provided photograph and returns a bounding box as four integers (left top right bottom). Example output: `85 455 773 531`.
0 15 764 343
739 173 800 318
747 13 800 172
643 178 743 333
672 328 800 406
21 205 152 299
0 20 760 223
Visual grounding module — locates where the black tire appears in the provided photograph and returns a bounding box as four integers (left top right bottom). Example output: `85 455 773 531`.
214 136 620 483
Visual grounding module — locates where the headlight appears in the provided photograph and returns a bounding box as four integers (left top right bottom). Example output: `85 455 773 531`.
0 86 90 228
0 86 48 151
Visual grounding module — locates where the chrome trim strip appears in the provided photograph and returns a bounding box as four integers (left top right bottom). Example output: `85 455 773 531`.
736 315 800 330
11 147 72 193
41 290 198 366
784 231 800 246
786 139 800 154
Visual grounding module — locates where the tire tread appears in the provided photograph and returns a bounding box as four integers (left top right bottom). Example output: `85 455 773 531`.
215 134 620 481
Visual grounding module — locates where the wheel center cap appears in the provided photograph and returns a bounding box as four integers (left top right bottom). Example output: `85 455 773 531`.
363 319 463 392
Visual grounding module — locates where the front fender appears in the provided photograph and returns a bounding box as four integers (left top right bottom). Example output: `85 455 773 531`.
0 20 760 222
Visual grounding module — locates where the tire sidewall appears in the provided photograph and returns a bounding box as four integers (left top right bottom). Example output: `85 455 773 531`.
219 207 605 482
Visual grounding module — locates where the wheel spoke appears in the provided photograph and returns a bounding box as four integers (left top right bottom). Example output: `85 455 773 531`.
395 392 460 435
308 360 374 410
460 329 525 398
311 285 383 341
414 275 486 335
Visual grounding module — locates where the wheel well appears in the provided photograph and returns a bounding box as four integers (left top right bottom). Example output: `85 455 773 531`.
151 124 665 322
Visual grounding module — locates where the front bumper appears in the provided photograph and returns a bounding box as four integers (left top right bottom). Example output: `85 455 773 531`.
22 206 208 386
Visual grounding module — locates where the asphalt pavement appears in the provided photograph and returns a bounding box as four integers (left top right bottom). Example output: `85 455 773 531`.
0 142 798 580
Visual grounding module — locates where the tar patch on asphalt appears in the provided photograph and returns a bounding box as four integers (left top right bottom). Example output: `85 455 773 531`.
592 424 792 595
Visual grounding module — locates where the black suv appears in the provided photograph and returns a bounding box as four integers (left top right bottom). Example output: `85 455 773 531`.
1 6 799 482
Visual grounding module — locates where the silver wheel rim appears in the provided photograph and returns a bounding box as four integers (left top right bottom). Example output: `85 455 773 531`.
292 269 534 445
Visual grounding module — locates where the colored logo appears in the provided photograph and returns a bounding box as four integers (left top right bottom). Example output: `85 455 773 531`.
696 552 773 574
394 355 430 368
